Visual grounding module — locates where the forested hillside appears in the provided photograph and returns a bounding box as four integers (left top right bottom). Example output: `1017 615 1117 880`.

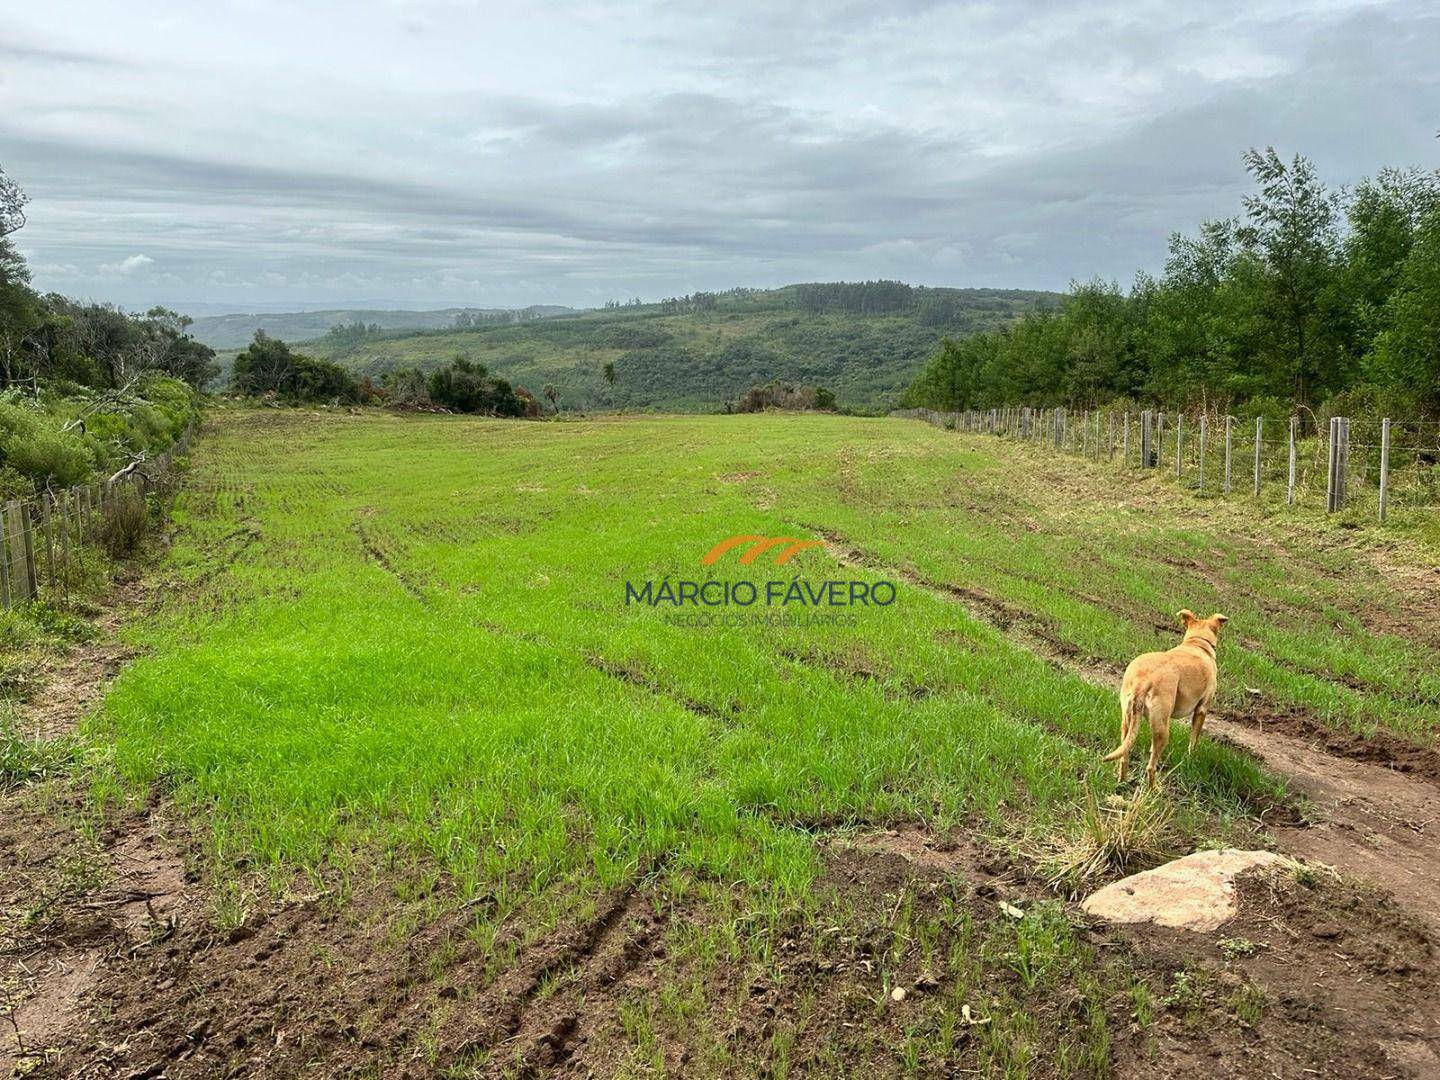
904 150 1440 418
187 305 576 350
301 283 1058 412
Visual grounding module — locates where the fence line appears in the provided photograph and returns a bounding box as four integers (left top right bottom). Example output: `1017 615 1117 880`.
0 421 198 611
892 406 1440 523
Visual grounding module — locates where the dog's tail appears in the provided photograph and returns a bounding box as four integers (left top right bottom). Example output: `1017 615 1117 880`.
1102 689 1147 762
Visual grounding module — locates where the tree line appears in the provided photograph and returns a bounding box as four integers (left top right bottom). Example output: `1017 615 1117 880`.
232 333 542 416
903 149 1440 417
0 166 207 495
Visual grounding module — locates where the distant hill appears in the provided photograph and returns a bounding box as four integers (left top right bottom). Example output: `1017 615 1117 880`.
187 305 577 350
301 283 1060 413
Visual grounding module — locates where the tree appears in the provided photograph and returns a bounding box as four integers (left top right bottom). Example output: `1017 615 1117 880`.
232 331 359 402
136 307 217 388
542 383 558 412
1367 212 1440 412
1235 148 1344 402
0 165 28 238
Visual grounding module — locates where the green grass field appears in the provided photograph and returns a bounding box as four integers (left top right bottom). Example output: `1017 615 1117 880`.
78 408 1440 1075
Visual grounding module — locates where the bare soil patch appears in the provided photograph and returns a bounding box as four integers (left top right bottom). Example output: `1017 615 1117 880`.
1107 868 1440 1079
18 576 145 741
1209 715 1440 931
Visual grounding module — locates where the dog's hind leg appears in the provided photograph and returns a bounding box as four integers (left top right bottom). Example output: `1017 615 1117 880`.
1145 699 1171 788
1104 689 1143 783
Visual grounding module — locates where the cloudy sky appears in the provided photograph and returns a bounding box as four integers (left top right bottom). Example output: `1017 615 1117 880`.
1 1 1436 313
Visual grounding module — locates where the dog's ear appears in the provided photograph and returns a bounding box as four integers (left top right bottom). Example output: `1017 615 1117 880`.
1177 609 1196 626
1210 613 1229 627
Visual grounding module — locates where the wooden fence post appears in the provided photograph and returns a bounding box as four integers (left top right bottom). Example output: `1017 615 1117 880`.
1338 417 1350 509
1379 418 1391 522
1176 415 1184 481
1140 410 1152 467
18 502 37 598
3 502 27 604
57 490 71 581
1287 417 1297 505
1253 417 1262 497
1156 412 1166 468
0 517 10 609
1223 416 1233 494
39 495 55 587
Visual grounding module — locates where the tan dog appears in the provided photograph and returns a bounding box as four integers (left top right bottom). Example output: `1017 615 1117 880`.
1103 610 1228 786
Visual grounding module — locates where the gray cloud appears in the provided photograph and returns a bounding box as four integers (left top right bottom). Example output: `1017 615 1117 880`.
1 0 1436 311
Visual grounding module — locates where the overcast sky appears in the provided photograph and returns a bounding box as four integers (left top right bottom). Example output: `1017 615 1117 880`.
1 1 1436 314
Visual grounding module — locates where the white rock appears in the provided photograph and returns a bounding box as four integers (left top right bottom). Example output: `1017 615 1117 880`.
1081 849 1290 932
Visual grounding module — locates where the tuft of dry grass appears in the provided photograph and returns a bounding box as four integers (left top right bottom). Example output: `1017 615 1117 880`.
1042 783 1177 896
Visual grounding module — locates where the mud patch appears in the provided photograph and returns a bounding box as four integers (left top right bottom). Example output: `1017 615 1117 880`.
1232 700 1440 786
1 950 102 1075
1209 715 1440 932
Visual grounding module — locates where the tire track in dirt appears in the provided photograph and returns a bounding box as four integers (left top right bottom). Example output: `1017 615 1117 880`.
475 883 667 1076
1205 717 1440 929
353 514 428 601
584 654 741 722
805 521 1440 933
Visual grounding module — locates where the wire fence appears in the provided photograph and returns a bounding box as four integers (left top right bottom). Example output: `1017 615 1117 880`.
893 406 1440 522
0 421 198 611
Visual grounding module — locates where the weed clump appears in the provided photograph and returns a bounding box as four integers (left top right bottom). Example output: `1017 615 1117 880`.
1045 784 1177 894
0 712 75 789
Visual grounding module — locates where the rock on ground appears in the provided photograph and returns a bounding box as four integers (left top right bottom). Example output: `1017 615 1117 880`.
1081 849 1291 932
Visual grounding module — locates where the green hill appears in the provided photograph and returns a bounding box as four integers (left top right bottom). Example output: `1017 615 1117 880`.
300 283 1059 412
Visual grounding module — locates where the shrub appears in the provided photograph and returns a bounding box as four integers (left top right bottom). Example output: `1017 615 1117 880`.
0 402 93 490
426 358 525 416
98 487 149 558
232 332 360 403
733 380 839 413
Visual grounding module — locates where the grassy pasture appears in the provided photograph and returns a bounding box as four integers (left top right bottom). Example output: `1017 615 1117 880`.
96 411 1290 884
81 408 1440 1074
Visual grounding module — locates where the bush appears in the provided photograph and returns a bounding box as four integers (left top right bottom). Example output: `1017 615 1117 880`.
426 358 525 416
232 332 361 403
0 402 93 489
98 487 149 558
